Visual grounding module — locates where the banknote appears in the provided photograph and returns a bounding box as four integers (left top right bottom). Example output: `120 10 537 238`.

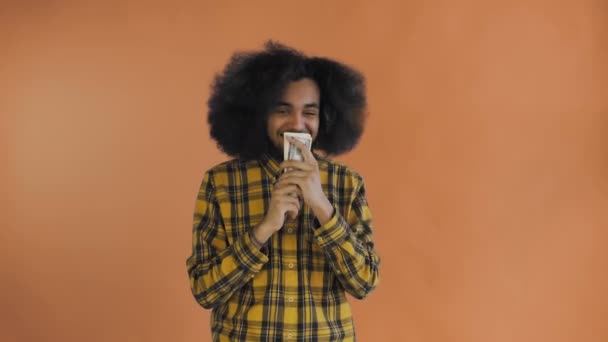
282 132 312 200
283 132 312 161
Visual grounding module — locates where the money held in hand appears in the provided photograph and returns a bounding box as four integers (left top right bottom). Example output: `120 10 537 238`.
283 132 312 161
283 132 312 200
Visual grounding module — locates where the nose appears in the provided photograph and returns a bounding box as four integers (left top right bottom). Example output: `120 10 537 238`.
289 112 305 131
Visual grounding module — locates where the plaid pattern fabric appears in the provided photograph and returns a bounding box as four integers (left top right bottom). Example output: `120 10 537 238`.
186 154 380 341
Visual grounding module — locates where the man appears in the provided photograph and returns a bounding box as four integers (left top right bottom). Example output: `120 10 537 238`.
186 41 380 341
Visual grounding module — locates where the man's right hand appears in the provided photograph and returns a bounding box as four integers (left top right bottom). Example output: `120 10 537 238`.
251 179 301 245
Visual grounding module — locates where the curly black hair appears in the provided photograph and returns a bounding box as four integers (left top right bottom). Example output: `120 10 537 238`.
207 41 367 160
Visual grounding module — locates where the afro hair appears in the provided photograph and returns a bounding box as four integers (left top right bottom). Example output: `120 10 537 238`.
207 41 367 160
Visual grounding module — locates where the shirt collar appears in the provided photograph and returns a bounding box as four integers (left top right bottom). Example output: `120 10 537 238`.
259 153 282 181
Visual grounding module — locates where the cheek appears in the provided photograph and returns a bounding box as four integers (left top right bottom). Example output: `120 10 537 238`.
308 118 320 133
266 118 280 134
268 117 289 131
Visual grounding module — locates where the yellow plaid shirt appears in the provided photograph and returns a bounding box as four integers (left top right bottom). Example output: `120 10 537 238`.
186 154 380 341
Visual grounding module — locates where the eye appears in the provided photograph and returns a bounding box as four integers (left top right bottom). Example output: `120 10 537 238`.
304 111 318 116
274 107 289 115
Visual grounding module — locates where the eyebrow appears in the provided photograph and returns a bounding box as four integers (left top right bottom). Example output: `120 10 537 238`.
276 101 319 108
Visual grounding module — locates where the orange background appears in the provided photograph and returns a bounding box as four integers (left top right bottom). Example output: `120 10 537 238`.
2 1 607 341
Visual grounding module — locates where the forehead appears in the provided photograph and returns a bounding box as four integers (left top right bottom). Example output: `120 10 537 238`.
280 78 320 104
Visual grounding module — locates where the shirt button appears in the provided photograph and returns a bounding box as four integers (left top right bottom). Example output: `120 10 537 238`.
288 263 294 269
287 228 294 234
288 296 294 302
287 333 294 339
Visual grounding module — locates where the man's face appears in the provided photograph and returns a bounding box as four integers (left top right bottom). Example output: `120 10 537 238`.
267 78 320 154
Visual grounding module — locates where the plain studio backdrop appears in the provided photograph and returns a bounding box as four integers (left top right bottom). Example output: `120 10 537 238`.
2 1 607 341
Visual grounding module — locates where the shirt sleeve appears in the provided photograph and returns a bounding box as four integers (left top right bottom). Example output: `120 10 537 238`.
186 171 269 309
312 176 380 299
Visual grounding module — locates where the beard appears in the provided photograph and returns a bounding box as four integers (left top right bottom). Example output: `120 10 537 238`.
266 137 284 161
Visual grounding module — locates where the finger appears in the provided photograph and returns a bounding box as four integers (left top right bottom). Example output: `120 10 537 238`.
280 197 301 212
287 136 315 163
277 178 305 194
274 189 303 203
273 184 301 195
278 190 301 202
279 170 308 181
273 179 288 188
286 203 300 220
281 190 303 201
275 178 302 189
286 211 297 221
280 160 314 171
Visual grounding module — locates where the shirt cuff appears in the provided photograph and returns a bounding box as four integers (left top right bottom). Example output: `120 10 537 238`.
312 209 350 248
232 230 269 273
